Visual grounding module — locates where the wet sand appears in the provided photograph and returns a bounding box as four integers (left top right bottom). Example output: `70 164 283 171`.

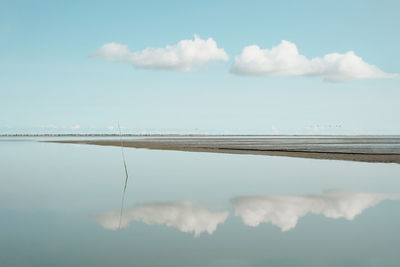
48 136 400 164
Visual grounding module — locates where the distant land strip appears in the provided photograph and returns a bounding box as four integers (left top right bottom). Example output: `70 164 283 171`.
2 134 400 137
46 137 400 164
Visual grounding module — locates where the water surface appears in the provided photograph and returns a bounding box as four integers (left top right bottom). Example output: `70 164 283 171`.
0 138 399 266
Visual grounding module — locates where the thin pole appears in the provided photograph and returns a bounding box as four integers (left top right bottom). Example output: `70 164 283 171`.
118 122 129 229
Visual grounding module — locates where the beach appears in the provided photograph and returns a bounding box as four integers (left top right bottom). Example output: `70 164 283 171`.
49 136 400 164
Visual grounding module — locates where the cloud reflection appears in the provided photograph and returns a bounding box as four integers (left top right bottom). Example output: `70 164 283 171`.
93 201 229 237
232 190 399 231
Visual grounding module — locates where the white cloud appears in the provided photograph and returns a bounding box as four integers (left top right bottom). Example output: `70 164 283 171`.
232 190 399 231
92 35 229 71
231 40 398 82
93 201 229 237
71 124 81 129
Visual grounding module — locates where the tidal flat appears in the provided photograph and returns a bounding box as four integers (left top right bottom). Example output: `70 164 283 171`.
51 135 400 164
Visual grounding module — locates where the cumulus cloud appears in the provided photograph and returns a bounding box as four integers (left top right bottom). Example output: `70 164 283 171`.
93 201 229 237
91 35 229 71
231 40 398 82
232 190 399 231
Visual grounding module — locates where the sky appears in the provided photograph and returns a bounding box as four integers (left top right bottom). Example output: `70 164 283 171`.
1 0 400 135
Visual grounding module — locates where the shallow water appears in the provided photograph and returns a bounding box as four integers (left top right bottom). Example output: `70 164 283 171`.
129 135 400 154
0 138 399 266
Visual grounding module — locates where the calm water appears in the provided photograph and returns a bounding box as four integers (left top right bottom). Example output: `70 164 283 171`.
1 138 400 266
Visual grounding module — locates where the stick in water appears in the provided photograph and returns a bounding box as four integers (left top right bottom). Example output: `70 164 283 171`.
118 122 129 229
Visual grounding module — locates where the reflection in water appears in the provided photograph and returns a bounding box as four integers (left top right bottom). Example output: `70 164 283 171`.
117 122 130 229
93 201 229 237
232 190 399 231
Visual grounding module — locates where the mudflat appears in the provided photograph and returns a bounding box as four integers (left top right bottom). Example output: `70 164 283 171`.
49 136 400 164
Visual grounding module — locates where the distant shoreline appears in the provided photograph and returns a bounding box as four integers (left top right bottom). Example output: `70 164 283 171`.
2 134 400 137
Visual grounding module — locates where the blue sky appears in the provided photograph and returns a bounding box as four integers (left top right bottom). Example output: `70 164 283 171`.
1 0 400 134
